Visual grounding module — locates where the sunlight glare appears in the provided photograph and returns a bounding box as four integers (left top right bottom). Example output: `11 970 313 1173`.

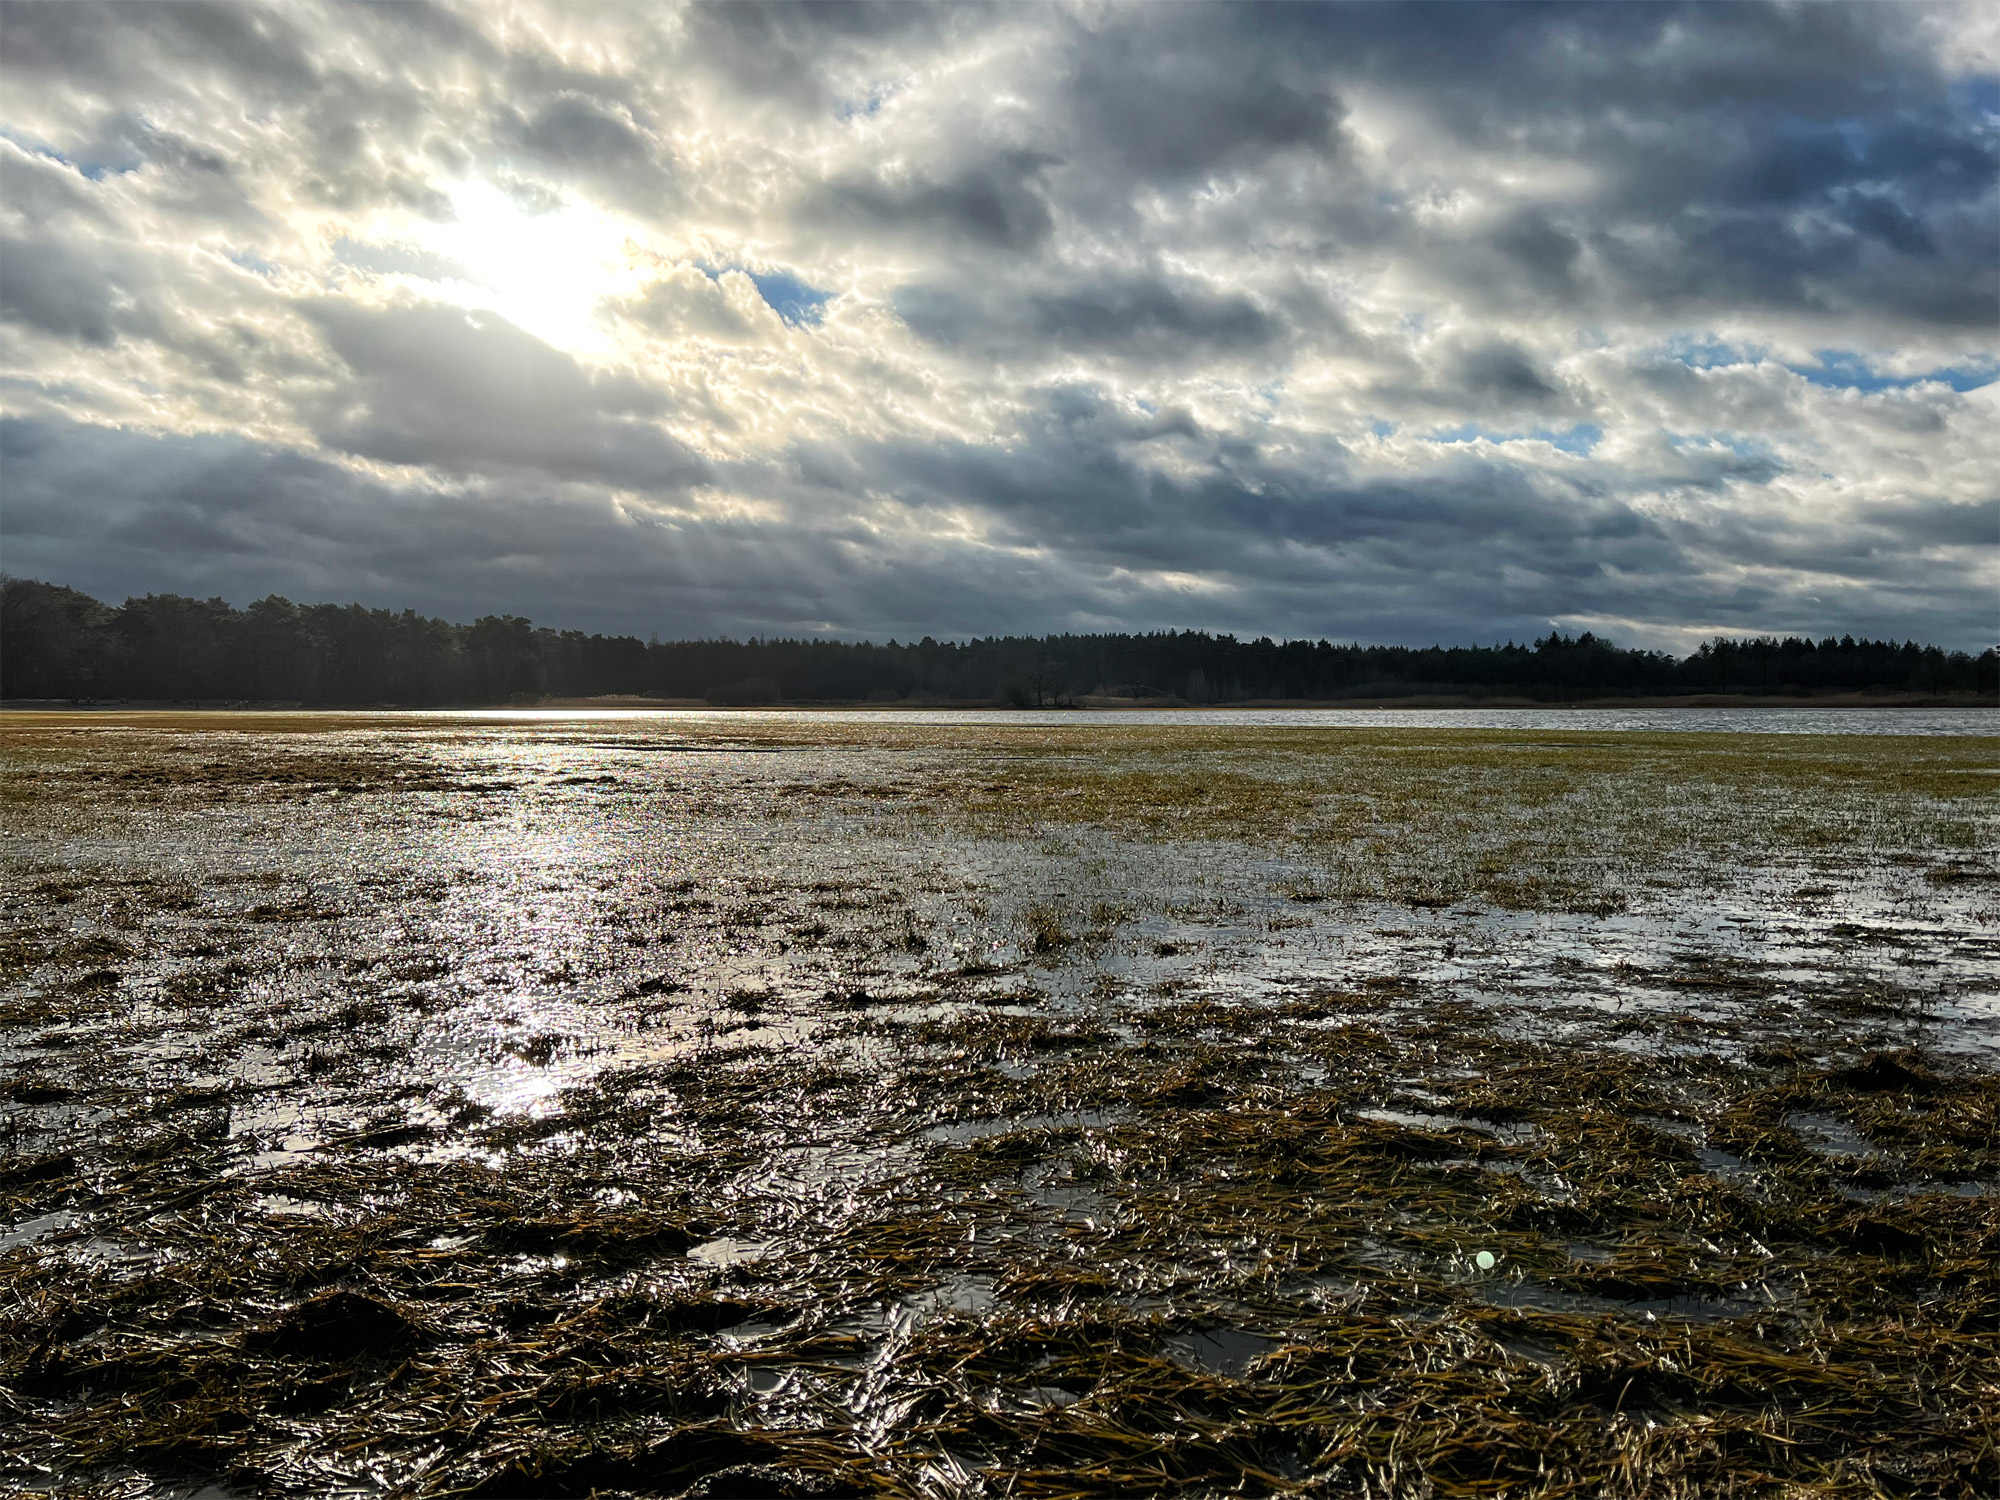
417 181 646 356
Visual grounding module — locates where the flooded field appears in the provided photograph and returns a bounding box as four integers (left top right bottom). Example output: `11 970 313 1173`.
2 711 1996 1499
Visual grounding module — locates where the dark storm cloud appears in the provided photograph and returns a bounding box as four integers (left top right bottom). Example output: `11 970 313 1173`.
1064 14 1344 181
1855 496 2000 550
303 301 707 489
824 152 1060 253
0 0 318 93
0 414 708 628
492 87 682 215
1016 1 1999 329
1354 338 1587 426
0 236 122 345
1483 210 1587 301
0 412 1201 641
61 110 230 183
513 94 653 169
686 0 957 106
1452 343 1564 408
861 388 1633 583
831 388 1992 647
0 1 1992 648
897 273 1285 360
1035 279 1281 355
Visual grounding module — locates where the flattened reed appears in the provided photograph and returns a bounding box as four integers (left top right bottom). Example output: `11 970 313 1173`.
1 713 1994 1497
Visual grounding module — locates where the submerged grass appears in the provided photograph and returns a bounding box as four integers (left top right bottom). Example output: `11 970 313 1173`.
0 712 1995 1497
5 1028 1992 1497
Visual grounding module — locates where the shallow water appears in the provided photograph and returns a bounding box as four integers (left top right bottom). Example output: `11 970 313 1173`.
185 703 2000 734
2 713 1996 1497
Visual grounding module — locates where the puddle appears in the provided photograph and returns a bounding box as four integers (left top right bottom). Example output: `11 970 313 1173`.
924 1111 1126 1144
904 1274 998 1322
239 1132 324 1173
743 1366 794 1396
1 1207 82 1251
252 1193 336 1218
1009 1383 1082 1410
1697 1146 1759 1180
1353 1107 1539 1142
1482 1281 1761 1322
1837 1177 1997 1204
689 1237 772 1267
1631 1114 1704 1143
740 1142 917 1195
1161 1327 1282 1379
1785 1111 1881 1159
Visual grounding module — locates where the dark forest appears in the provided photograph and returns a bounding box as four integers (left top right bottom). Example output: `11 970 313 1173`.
3 578 1993 707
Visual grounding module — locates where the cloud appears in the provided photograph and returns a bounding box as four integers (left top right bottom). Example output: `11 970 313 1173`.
1451 342 1566 409
0 236 122 344
0 1 320 95
496 89 682 214
0 0 1993 648
823 152 1060 253
302 299 707 488
607 265 773 344
1063 13 1345 182
896 272 1286 362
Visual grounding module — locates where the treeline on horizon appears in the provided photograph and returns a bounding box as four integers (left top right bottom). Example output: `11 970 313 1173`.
2 578 1993 707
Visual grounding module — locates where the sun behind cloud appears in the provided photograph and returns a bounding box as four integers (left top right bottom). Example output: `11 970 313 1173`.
345 179 654 358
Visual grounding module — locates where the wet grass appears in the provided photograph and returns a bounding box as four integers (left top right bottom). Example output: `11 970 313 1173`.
905 731 1997 916
5 1023 1993 1497
1 712 1995 1496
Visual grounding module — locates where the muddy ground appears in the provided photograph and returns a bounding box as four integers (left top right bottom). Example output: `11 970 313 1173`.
1 712 1996 1499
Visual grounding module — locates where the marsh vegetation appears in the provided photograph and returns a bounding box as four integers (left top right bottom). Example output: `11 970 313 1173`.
1 713 1995 1498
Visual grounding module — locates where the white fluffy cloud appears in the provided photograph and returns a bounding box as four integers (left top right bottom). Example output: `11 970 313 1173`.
1 0 1994 647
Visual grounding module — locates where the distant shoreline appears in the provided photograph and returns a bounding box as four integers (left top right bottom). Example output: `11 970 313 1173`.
4 692 1993 713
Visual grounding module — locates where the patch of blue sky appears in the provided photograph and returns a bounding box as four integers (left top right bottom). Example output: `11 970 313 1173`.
1425 423 1601 454
696 263 831 326
746 269 832 325
837 92 886 120
1370 420 1397 438
1788 349 1996 393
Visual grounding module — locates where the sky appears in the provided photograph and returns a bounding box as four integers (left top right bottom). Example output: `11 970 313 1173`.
0 1 1995 651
